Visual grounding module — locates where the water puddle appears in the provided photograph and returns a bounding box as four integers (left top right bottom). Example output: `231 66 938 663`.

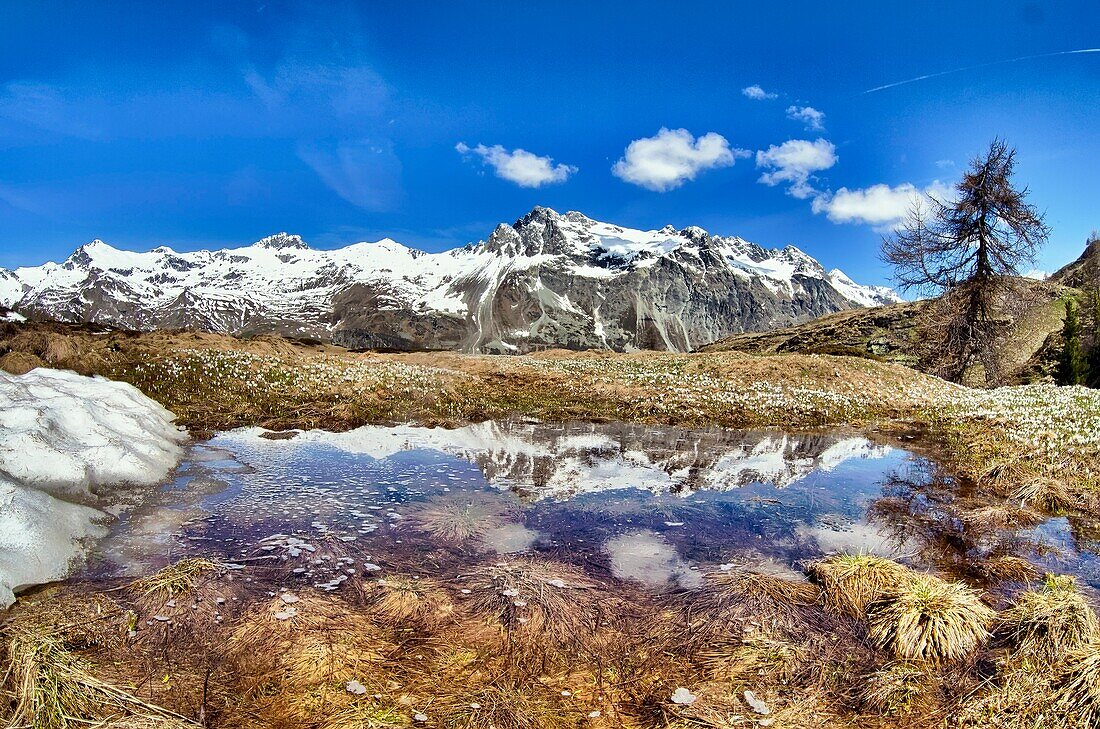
81 420 1100 591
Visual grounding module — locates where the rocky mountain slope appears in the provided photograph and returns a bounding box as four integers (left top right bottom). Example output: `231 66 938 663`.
0 207 899 353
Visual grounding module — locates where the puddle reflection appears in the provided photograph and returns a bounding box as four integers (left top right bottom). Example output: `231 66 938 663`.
83 421 1100 591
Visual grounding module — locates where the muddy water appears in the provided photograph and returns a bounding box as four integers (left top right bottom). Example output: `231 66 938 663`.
81 420 1100 590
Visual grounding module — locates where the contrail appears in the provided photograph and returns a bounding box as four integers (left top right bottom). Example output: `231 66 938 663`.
863 48 1100 94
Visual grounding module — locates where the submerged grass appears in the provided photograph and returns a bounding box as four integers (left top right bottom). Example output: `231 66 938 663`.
435 681 580 729
409 493 518 545
859 661 930 716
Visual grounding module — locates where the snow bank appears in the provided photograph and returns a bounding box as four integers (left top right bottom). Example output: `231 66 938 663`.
0 369 186 607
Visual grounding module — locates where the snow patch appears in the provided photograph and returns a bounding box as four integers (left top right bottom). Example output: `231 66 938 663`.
0 369 187 607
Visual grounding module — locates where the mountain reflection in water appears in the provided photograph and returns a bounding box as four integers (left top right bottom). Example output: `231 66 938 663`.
85 420 1100 591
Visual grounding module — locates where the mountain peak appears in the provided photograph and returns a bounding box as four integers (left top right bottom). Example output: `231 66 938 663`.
679 225 710 242
65 239 119 266
254 232 309 250
83 239 115 252
515 206 562 228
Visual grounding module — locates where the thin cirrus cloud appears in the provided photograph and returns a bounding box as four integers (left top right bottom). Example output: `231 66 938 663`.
297 139 405 212
612 128 749 192
456 142 577 188
755 138 838 199
0 81 102 142
811 180 954 231
741 84 778 100
786 105 825 131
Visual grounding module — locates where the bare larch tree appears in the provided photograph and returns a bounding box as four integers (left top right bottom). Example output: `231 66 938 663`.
882 139 1050 385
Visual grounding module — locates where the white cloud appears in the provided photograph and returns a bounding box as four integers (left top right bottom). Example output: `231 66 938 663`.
786 105 825 131
1022 269 1050 280
456 142 576 187
612 128 748 192
742 84 777 100
811 180 953 230
935 159 955 169
755 138 837 199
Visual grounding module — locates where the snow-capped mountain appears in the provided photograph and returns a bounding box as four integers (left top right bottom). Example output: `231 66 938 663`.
0 207 901 353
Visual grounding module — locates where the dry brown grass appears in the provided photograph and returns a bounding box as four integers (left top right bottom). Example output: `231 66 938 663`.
998 574 1100 660
0 349 44 374
807 554 913 617
1013 477 1076 512
867 574 994 663
460 558 602 654
358 575 455 629
320 703 412 728
1 622 195 729
1052 641 1100 727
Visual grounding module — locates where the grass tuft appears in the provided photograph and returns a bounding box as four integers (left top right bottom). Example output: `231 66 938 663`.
975 555 1040 585
359 575 455 628
1013 477 1076 512
461 558 600 654
129 558 225 598
999 573 1100 660
806 554 912 617
1052 641 1100 726
686 570 825 646
867 574 994 662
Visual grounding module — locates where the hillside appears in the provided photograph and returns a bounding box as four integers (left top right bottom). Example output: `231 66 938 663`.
700 242 1099 384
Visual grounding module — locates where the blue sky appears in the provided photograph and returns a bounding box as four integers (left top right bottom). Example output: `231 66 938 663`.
1 1 1098 287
